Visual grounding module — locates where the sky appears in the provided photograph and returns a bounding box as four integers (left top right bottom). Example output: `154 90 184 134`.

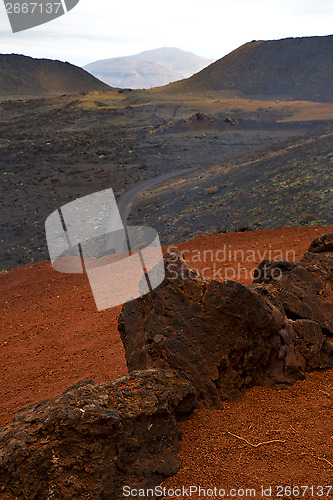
0 0 332 67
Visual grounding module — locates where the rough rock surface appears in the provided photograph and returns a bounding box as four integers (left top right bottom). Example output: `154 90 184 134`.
0 370 196 499
291 319 333 370
251 233 333 335
308 233 333 253
118 248 333 407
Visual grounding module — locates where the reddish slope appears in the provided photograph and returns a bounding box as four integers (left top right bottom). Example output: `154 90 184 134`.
1 225 332 428
1 225 333 495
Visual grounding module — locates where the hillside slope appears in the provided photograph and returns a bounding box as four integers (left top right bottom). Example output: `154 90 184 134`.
131 125 333 243
0 54 111 99
168 35 333 102
84 47 213 89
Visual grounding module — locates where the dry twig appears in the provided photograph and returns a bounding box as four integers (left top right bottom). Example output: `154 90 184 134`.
316 457 333 468
227 431 286 448
318 389 331 396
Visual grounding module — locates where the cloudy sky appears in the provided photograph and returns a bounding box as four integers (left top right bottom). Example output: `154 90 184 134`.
0 0 332 66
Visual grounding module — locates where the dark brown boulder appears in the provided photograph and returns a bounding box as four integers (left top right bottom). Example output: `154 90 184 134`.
251 235 333 336
0 369 196 500
280 257 333 334
119 251 330 407
253 259 297 284
308 233 333 253
290 319 333 370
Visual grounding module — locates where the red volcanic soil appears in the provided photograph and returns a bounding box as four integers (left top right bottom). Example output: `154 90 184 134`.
1 225 333 494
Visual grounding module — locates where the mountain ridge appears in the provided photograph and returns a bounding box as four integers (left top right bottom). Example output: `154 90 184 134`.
166 35 333 102
84 47 214 89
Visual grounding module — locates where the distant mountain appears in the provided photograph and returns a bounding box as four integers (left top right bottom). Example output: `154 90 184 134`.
0 54 111 99
84 47 214 89
168 35 333 102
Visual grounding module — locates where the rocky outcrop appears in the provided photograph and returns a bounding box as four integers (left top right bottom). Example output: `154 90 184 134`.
0 370 196 499
2 234 332 498
119 239 333 407
291 319 333 370
308 233 333 254
251 233 333 336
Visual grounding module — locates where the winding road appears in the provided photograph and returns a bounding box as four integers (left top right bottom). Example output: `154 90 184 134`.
101 167 196 257
116 167 196 225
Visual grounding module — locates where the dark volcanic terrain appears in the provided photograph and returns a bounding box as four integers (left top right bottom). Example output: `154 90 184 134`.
1 35 333 271
131 124 333 244
1 90 333 271
167 35 333 102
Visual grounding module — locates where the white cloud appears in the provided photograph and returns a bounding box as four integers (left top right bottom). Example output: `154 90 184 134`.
0 0 332 66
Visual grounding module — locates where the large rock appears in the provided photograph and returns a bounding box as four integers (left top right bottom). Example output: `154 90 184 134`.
119 251 333 407
251 234 333 336
308 233 333 253
0 369 196 499
291 319 333 370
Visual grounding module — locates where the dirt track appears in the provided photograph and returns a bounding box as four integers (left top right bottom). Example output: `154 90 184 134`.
117 166 196 224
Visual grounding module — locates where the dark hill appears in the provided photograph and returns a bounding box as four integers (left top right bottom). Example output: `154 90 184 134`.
0 54 111 99
169 35 333 102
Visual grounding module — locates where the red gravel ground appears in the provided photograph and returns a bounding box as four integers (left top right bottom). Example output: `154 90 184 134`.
163 369 333 499
1 225 333 499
